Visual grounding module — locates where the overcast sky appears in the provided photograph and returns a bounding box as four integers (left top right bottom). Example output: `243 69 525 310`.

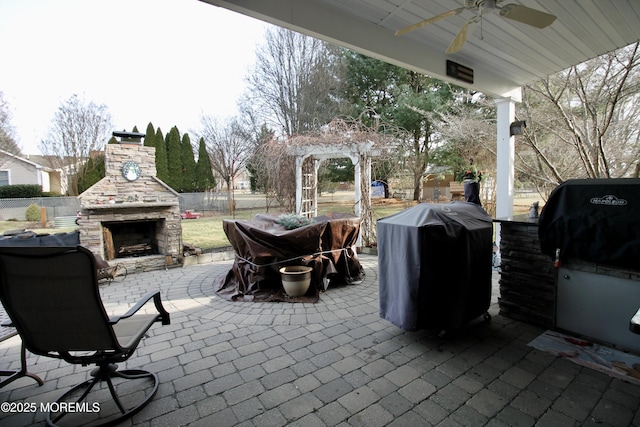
0 0 269 155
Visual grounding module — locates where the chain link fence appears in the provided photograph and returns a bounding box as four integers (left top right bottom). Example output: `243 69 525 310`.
0 197 80 222
0 192 230 222
178 192 229 213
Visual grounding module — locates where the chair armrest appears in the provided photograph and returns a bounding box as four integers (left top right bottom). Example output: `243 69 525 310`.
109 291 171 326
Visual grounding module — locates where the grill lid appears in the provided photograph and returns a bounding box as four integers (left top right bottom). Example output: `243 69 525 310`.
538 178 640 269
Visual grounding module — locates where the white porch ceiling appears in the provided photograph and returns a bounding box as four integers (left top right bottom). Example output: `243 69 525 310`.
200 0 640 98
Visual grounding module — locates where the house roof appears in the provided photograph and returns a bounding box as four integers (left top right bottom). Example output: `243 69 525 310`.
0 150 59 172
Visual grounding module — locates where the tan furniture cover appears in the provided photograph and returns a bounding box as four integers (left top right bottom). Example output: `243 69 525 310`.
214 213 364 302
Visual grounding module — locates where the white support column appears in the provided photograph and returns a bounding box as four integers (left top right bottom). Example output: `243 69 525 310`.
495 96 518 251
495 97 516 220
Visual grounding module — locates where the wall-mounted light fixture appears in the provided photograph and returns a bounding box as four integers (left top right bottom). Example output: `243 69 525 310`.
510 120 526 136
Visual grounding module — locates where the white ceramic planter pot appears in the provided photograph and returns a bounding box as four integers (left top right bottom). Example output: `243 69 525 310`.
279 266 312 297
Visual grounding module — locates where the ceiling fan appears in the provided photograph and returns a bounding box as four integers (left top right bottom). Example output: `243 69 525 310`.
395 0 557 54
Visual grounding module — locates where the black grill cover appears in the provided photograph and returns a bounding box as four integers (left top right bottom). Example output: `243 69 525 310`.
378 202 493 331
538 179 640 269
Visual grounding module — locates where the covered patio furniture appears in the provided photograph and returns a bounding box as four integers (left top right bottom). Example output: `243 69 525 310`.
215 213 364 302
0 245 170 427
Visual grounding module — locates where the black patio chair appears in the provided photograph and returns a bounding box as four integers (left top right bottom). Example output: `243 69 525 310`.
0 316 44 388
0 245 170 426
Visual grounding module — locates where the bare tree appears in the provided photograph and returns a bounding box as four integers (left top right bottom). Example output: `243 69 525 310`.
434 92 498 175
518 42 640 192
251 138 297 212
243 27 345 137
198 116 254 214
431 43 640 202
0 91 21 155
39 94 113 195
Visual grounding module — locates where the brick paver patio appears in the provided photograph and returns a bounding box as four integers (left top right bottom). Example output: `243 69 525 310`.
1 254 639 426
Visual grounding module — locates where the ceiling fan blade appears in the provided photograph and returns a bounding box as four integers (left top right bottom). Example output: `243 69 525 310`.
395 7 467 36
499 4 557 28
445 18 479 54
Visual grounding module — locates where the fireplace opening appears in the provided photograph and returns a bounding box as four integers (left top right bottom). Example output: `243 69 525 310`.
102 220 160 260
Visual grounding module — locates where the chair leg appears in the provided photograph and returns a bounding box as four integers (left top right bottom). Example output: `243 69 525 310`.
104 373 126 414
48 375 100 425
46 364 158 427
0 342 44 388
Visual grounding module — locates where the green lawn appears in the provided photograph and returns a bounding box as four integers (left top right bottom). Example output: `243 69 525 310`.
1 195 525 252
181 200 409 251
180 213 249 250
0 199 410 252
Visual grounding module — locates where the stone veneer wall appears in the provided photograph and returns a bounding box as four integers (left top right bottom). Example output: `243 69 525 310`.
497 221 556 328
80 143 177 204
78 143 182 269
498 220 640 330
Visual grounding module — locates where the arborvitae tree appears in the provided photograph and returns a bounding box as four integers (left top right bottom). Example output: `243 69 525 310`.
165 126 182 190
107 136 118 144
154 127 169 182
195 137 216 191
77 153 105 193
180 133 197 192
144 122 155 147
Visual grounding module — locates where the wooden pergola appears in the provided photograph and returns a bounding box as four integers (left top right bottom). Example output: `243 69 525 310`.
286 119 392 247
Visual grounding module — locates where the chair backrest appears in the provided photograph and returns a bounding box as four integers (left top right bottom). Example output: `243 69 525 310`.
0 246 120 356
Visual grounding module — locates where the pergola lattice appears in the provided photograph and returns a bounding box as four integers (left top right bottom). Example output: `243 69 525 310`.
287 119 391 247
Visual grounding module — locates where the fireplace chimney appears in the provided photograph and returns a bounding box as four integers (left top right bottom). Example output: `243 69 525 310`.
78 137 182 271
112 131 145 145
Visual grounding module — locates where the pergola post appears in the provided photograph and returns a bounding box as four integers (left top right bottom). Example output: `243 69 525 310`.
312 158 320 217
358 153 372 248
291 142 376 246
352 154 361 217
295 156 304 215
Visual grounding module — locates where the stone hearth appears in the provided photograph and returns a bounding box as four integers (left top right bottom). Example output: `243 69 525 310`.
78 140 182 272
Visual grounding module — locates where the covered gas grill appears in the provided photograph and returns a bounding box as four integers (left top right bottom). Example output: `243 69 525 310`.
377 202 493 332
538 178 640 352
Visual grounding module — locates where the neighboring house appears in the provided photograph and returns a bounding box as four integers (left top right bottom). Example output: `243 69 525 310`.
0 150 65 194
422 166 456 202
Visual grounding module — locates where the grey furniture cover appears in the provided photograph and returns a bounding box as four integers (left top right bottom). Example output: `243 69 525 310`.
378 202 493 331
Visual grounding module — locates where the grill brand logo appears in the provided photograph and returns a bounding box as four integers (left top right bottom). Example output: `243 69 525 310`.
590 195 628 206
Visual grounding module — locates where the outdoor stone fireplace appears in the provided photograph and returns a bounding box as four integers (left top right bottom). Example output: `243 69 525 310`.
78 134 182 272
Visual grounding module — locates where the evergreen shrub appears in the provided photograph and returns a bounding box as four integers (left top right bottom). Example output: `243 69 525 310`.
25 203 41 221
0 184 43 198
